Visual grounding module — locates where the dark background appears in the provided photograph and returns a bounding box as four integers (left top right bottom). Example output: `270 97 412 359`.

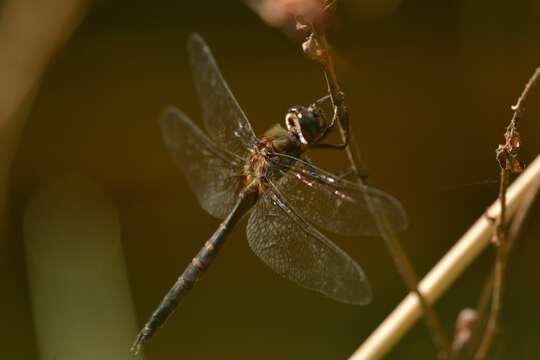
3 0 540 359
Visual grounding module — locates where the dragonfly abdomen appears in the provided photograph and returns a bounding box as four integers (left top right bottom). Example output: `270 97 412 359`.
131 187 257 354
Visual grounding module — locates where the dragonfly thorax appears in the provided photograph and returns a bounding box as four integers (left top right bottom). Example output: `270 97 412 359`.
243 139 273 189
285 105 326 145
243 134 303 194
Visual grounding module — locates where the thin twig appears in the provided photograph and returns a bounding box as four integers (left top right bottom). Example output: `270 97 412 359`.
474 171 509 360
474 66 540 360
510 67 540 123
300 1 451 357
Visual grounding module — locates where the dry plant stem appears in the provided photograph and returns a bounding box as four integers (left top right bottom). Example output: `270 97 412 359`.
309 16 451 359
474 170 509 360
510 66 540 123
477 175 540 305
472 175 540 358
475 67 540 315
350 154 540 360
474 66 540 360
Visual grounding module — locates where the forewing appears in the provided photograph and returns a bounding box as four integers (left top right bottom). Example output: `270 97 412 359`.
246 189 371 305
188 33 257 158
160 107 243 219
268 155 408 237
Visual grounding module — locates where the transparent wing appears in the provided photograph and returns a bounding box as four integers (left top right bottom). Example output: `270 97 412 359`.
267 153 408 237
160 107 243 219
246 189 371 305
188 33 258 158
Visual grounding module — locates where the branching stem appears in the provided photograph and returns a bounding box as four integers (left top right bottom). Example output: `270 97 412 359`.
474 66 540 360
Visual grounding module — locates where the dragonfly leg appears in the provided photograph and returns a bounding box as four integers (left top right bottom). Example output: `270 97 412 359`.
311 105 350 149
312 90 345 108
311 91 350 147
313 141 348 149
313 94 332 107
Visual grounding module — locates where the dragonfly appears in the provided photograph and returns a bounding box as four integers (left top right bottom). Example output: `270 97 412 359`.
132 33 408 354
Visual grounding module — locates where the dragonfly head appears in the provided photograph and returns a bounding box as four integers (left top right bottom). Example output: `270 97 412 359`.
285 105 325 145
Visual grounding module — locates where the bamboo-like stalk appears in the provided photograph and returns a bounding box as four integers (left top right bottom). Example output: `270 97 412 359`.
350 153 540 360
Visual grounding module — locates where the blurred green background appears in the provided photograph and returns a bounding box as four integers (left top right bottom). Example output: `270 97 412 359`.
3 0 540 359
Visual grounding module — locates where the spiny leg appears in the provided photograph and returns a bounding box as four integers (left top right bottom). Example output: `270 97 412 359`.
312 104 350 149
